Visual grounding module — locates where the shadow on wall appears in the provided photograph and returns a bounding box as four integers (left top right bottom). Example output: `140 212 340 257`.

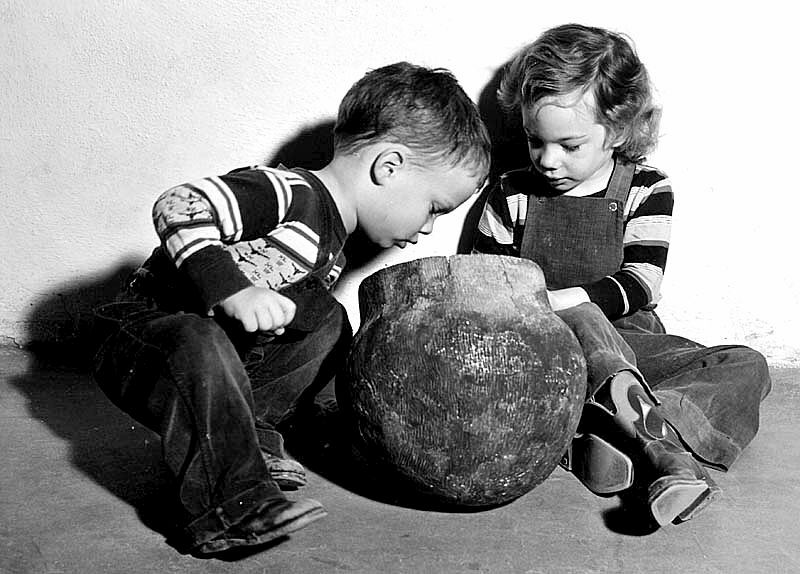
21 261 141 366
457 63 530 254
268 120 337 171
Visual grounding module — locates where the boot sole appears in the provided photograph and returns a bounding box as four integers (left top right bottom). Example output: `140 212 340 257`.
676 480 722 522
649 477 709 526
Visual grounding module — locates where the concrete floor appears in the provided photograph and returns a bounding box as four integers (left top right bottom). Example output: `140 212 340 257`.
1 344 798 574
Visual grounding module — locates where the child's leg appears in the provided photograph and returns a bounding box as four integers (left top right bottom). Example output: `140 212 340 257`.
247 301 351 428
618 330 772 471
556 303 717 525
244 301 352 481
555 302 640 396
589 371 719 525
93 303 325 553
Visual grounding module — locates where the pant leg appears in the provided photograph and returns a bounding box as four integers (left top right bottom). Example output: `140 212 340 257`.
557 304 771 470
242 301 353 456
92 302 285 543
612 308 666 334
616 326 772 470
556 302 643 398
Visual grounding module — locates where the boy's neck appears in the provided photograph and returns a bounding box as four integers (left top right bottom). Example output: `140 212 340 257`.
311 157 361 235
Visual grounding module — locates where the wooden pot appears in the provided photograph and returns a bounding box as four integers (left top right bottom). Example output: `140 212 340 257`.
338 254 586 507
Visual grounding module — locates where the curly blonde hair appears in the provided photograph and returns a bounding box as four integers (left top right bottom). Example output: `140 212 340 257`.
499 24 661 163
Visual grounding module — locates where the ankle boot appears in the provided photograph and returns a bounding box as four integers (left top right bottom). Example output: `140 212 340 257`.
606 371 718 525
560 406 634 495
644 423 721 524
565 371 719 525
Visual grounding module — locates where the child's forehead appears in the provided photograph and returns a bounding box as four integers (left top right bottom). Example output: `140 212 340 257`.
524 90 600 130
530 89 596 118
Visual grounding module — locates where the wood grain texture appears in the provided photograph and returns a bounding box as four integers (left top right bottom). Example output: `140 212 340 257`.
339 254 587 507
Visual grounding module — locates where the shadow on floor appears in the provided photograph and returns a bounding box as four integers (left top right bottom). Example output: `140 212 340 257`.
276 403 485 513
9 261 186 545
277 402 660 534
8 346 182 537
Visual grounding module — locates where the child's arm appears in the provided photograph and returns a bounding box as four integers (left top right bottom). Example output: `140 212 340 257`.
547 287 590 311
580 169 673 318
152 167 304 329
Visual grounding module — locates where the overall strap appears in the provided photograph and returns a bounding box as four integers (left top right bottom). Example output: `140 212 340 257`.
605 160 636 204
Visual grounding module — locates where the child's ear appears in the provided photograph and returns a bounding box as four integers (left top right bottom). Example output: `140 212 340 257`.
370 148 406 186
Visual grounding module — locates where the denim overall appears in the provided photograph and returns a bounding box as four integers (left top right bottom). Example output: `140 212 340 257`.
509 160 771 470
92 172 352 547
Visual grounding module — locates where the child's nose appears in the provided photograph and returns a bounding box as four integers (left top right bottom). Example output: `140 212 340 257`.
538 146 561 170
420 215 436 235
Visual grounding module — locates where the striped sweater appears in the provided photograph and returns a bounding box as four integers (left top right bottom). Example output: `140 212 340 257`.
472 163 673 319
150 165 347 313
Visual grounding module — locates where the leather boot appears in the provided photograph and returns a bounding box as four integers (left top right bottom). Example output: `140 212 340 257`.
560 409 634 495
564 371 720 525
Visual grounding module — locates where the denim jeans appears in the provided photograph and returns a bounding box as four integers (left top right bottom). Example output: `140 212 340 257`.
92 296 351 546
557 302 771 470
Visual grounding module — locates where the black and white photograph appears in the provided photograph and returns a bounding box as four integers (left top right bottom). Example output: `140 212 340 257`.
1 2 797 572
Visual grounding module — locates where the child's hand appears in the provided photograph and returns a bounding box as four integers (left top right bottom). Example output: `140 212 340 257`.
219 286 297 335
547 287 590 311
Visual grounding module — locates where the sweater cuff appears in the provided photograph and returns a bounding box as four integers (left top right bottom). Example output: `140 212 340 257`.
180 245 252 313
584 272 651 320
583 277 624 320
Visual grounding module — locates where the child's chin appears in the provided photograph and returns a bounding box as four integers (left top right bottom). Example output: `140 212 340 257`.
374 238 395 249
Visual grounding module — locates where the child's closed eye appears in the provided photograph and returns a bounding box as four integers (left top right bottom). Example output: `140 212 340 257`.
527 136 543 148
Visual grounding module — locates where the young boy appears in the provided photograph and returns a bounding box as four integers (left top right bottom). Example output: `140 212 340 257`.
93 61 491 556
470 24 771 527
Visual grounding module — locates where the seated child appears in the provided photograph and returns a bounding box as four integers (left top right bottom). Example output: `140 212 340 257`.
93 61 490 556
470 24 771 526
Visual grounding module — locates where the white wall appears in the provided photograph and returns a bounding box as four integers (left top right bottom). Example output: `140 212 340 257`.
2 1 798 365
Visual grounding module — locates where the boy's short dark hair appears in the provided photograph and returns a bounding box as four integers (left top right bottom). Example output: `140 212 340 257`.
334 62 491 176
498 24 660 163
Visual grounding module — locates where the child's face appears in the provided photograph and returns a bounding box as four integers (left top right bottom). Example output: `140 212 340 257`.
359 163 483 249
522 90 616 193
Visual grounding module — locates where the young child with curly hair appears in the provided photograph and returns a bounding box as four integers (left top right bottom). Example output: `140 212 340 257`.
470 23 771 527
